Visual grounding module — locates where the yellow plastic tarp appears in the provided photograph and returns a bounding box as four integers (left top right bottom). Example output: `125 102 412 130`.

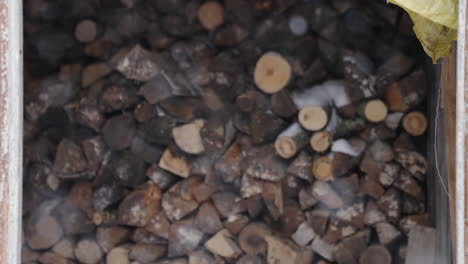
388 0 458 63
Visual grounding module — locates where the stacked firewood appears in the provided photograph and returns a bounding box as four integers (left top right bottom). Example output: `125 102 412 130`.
22 0 433 263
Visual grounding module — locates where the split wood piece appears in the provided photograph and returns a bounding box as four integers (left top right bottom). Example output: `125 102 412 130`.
102 114 136 151
118 183 162 227
262 181 284 219
298 187 318 210
402 193 426 215
378 162 400 187
384 69 426 112
159 147 190 178
54 138 89 177
375 222 401 245
212 191 246 218
402 111 428 136
395 151 427 181
205 229 242 258
311 237 335 262
250 108 286 144
343 53 376 102
99 84 139 113
254 52 292 94
162 179 200 221
360 176 385 200
198 1 225 30
364 201 387 226
287 151 314 182
107 247 130 264
75 238 103 264
271 90 298 118
172 119 205 154
81 62 111 88
275 123 308 159
305 209 330 236
291 222 316 246
244 146 288 182
335 201 365 229
75 19 99 43
359 245 391 264
224 214 250 235
298 105 328 131
405 226 436 264
111 44 163 81
237 255 263 264
312 156 333 181
130 136 163 164
278 200 306 235
393 170 423 198
68 181 94 217
129 243 166 263
265 235 314 264
195 202 223 235
323 218 357 243
335 230 370 264
38 252 70 264
361 99 388 123
26 214 63 250
216 142 243 183
238 222 271 256
332 173 360 203
310 131 332 153
168 219 204 257
375 53 416 94
96 226 130 253
385 112 404 130
55 200 95 236
109 151 146 188
399 214 430 234
132 227 167 245
145 211 171 239
311 181 344 209
236 90 260 113
189 250 216 264
377 188 402 223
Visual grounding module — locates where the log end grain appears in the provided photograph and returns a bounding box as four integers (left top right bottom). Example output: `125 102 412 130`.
275 136 298 159
254 52 292 94
198 1 225 30
312 156 334 182
310 131 332 153
298 106 328 131
75 19 98 43
402 111 428 136
359 245 392 264
364 99 388 123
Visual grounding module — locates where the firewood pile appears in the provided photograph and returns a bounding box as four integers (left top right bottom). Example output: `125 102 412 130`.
22 0 433 263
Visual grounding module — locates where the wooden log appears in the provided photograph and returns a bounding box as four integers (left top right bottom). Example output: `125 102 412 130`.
361 99 388 123
168 219 204 257
159 147 190 178
107 247 130 264
376 222 401 245
111 44 163 81
343 53 376 102
399 214 430 234
262 181 284 220
311 237 335 262
364 201 387 226
26 214 63 250
375 53 415 95
238 223 270 256
384 69 426 112
311 181 344 209
310 131 332 153
312 156 333 182
194 202 223 235
265 235 314 264
109 151 146 188
145 211 171 239
250 109 286 144
359 245 392 264
287 151 314 182
377 188 402 223
393 170 423 198
172 119 205 154
198 1 225 30
254 52 292 94
75 238 103 264
118 183 162 227
336 201 365 228
402 111 428 136
394 151 427 181
205 229 242 259
130 243 166 263
75 19 100 43
291 222 316 246
162 179 200 221
96 226 130 253
102 114 136 151
298 105 329 131
385 112 404 130
224 214 250 235
274 123 308 159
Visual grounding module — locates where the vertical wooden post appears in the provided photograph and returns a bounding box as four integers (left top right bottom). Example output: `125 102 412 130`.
0 0 23 262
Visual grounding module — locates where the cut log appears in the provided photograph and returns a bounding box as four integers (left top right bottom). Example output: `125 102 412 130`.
198 1 225 30
287 151 314 182
107 247 130 264
118 183 162 227
194 202 223 235
52 238 75 259
291 222 316 246
162 179 200 221
394 151 427 181
377 188 402 223
111 44 163 81
311 181 344 209
102 114 136 151
236 90 260 113
402 111 428 136
75 19 99 43
343 53 376 102
399 214 429 234
224 214 250 235
172 119 205 154
274 123 308 159
159 147 190 178
298 105 328 131
75 238 103 264
96 226 130 253
168 219 204 257
310 131 332 153
312 156 333 182
385 112 404 130
375 222 401 244
262 181 284 219
311 237 335 262
359 245 392 264
361 99 388 123
265 235 314 264
81 62 111 88
250 109 286 144
205 229 242 258
238 222 271 256
305 209 330 236
129 244 166 263
364 201 387 226
393 170 423 198
254 52 292 94
26 214 63 250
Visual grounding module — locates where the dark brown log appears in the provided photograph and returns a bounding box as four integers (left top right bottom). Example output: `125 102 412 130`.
130 243 166 263
360 176 385 200
364 201 387 226
375 53 415 95
265 235 314 264
102 114 136 151
287 151 314 182
384 69 426 112
54 138 89 178
214 24 249 47
393 170 423 199
75 238 103 264
271 90 298 118
195 202 223 235
244 146 287 182
54 200 95 235
168 219 204 257
75 19 100 43
238 222 270 256
343 53 376 102
335 201 365 228
145 211 171 239
250 108 286 144
205 229 242 258
224 214 250 235
212 192 246 218
262 181 284 220
162 179 200 221
26 214 63 250
96 226 130 253
377 188 402 223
